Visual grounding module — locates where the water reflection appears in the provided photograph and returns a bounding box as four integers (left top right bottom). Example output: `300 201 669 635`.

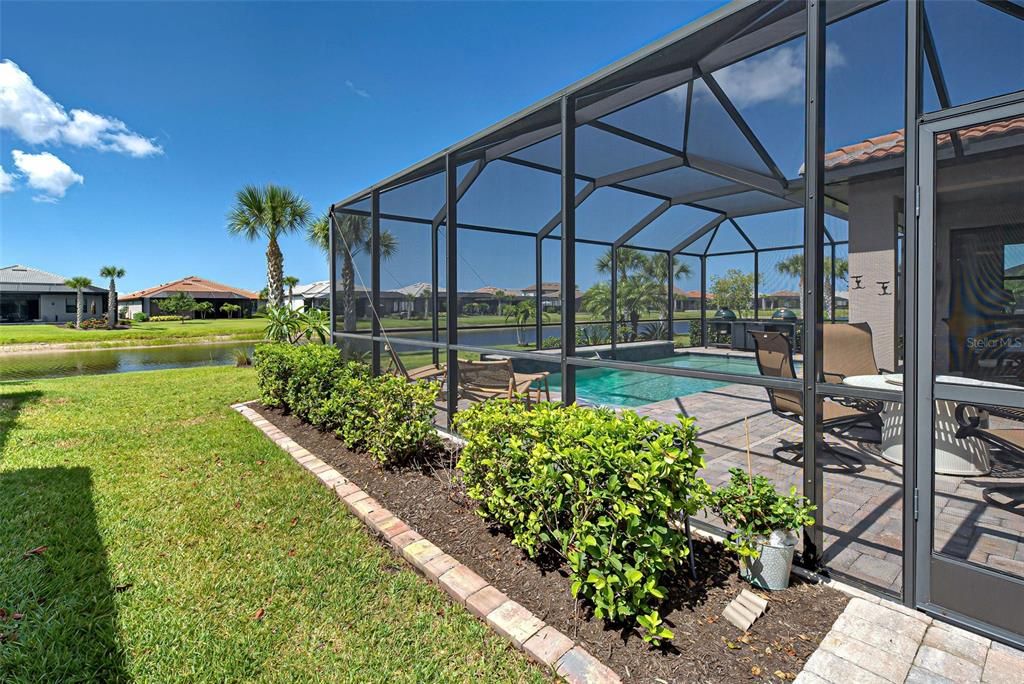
0 342 256 381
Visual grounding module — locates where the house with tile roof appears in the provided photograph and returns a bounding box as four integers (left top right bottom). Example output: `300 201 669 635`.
119 276 260 318
0 264 108 323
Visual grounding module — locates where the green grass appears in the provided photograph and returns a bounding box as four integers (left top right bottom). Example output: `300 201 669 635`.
0 368 541 682
0 318 266 348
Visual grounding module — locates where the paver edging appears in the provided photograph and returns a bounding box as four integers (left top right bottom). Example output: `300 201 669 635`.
231 401 621 683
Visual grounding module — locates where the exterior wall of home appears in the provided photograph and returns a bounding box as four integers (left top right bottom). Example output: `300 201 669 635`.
846 174 903 371
36 293 106 323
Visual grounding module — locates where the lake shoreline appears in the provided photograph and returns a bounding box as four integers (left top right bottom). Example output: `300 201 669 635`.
0 335 264 356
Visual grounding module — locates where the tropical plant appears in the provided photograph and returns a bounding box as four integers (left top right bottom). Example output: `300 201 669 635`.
639 321 670 341
589 248 687 339
63 276 93 329
306 213 398 333
158 292 197 322
233 348 252 367
194 301 214 319
299 307 330 344
283 275 300 305
99 266 125 329
576 325 611 347
264 305 304 343
227 184 313 308
706 468 816 560
220 302 242 318
504 300 548 346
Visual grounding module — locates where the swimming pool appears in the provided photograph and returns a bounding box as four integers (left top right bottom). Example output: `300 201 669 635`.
547 353 772 408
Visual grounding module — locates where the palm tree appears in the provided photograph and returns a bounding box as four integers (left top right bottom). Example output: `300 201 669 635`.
774 254 849 318
99 266 125 329
64 276 93 329
283 275 300 308
307 213 397 332
504 300 548 346
227 184 312 308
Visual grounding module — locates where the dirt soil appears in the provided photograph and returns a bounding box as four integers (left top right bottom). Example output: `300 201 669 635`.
257 404 848 683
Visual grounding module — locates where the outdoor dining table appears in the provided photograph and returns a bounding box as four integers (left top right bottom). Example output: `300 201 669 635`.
841 373 994 476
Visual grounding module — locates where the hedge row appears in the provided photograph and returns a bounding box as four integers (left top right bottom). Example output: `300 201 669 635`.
253 343 440 465
453 400 709 643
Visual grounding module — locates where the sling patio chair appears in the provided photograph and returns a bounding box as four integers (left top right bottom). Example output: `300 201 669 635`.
822 322 894 383
751 330 882 471
955 403 1024 511
456 358 551 407
384 344 446 383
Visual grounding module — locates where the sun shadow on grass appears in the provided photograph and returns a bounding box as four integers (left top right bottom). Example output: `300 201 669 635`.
0 386 43 456
0 467 129 682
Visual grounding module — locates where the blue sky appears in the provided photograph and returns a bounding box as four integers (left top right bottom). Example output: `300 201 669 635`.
1 0 727 294
2 1 1020 297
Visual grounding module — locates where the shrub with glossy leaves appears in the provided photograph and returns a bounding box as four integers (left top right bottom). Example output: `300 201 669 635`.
454 400 709 643
252 343 439 465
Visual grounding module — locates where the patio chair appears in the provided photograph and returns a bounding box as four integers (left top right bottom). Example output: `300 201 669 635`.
384 344 446 383
955 403 1024 511
456 358 550 406
822 322 893 383
751 331 881 470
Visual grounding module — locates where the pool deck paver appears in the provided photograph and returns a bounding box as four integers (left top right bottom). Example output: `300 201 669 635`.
797 596 1024 684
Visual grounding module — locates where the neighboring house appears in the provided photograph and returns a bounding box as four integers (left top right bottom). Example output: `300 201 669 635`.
673 288 711 312
521 282 583 311
0 264 107 323
287 280 331 311
120 276 259 318
758 290 801 311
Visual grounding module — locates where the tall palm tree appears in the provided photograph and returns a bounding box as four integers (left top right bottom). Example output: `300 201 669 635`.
283 275 300 308
64 276 93 329
99 266 125 329
227 184 312 308
306 213 397 332
774 254 848 318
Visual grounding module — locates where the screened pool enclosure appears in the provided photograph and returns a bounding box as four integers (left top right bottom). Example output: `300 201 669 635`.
330 0 1024 645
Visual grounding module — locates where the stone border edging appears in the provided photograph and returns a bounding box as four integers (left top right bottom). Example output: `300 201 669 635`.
231 401 619 684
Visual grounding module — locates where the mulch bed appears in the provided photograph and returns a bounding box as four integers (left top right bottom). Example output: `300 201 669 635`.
258 404 848 683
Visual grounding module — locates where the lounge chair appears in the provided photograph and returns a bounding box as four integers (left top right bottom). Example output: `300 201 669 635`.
822 322 892 384
384 344 446 383
751 331 881 469
955 404 1024 510
456 358 550 406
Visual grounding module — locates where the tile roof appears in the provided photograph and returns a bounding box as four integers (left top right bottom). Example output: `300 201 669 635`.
120 275 259 300
824 116 1024 170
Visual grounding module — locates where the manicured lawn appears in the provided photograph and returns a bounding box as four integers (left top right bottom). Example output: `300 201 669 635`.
0 318 266 348
0 367 541 682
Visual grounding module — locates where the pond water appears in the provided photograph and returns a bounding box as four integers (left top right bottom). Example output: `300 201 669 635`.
0 342 256 381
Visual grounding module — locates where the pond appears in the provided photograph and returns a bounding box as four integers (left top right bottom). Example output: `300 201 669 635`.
0 342 256 381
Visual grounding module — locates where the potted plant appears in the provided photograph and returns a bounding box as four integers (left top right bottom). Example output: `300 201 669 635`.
707 467 816 590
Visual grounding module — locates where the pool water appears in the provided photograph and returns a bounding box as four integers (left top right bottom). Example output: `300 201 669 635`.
547 353 769 407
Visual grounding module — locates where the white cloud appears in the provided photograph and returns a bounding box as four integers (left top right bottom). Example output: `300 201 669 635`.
0 164 14 193
708 42 846 108
345 79 371 99
11 150 84 202
0 59 162 156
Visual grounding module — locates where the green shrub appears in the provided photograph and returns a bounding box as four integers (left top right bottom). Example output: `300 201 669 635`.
252 343 439 466
364 375 440 464
252 344 299 407
454 400 709 643
132 312 149 322
706 468 815 560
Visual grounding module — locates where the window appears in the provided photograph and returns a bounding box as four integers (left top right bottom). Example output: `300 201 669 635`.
65 298 76 314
